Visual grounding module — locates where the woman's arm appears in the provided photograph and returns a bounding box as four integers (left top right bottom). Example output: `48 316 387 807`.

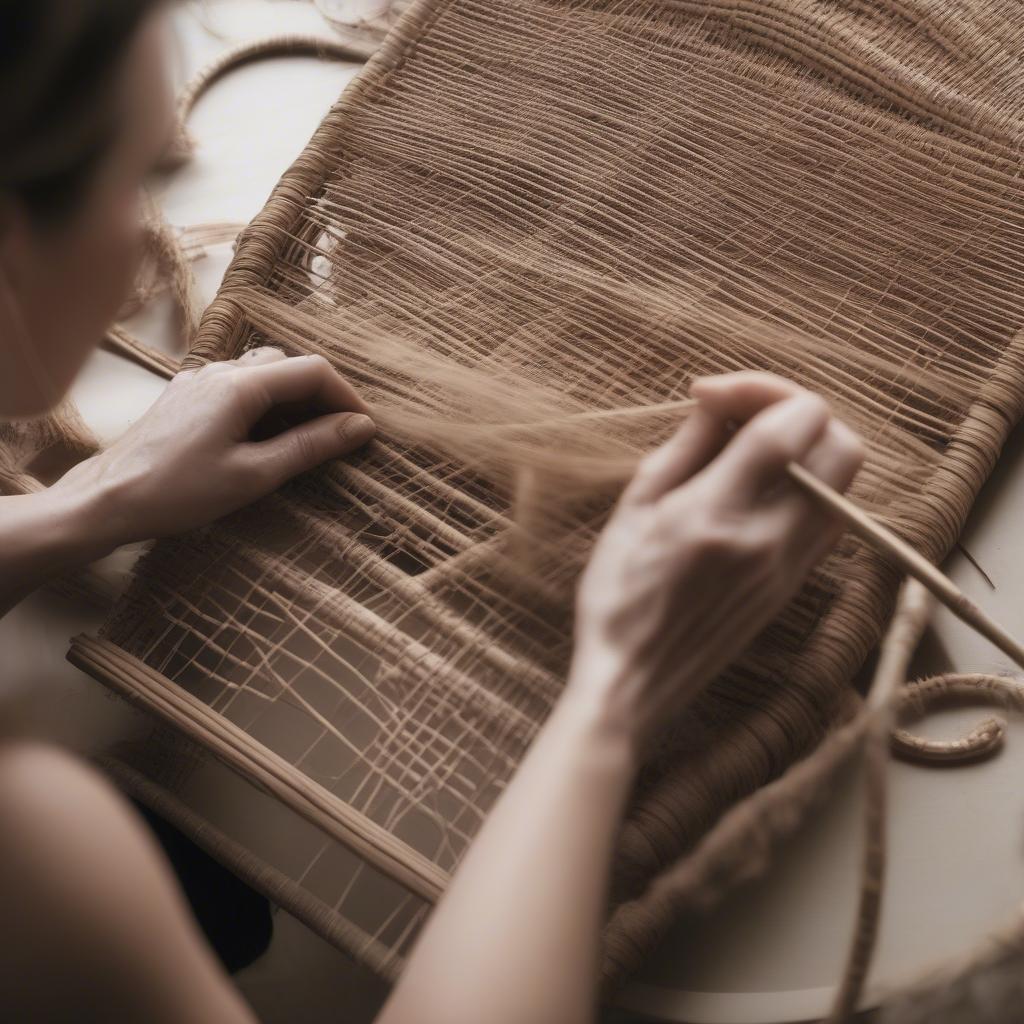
0 347 374 616
377 695 635 1024
0 482 113 614
377 373 865 1024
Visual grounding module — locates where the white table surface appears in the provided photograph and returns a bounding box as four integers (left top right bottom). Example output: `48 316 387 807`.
5 4 1024 1022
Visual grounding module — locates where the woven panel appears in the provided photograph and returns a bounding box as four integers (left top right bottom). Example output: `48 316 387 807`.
72 0 1024 983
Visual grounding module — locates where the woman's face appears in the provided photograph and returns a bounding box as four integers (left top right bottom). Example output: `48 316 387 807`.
0 13 174 419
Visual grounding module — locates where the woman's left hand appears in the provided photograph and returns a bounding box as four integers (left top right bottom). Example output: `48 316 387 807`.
53 346 375 551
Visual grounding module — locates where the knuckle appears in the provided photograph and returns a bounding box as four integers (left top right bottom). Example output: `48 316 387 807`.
620 457 658 505
729 531 783 577
687 510 779 566
746 422 791 462
701 527 746 563
289 427 320 467
199 373 252 414
249 460 278 491
222 455 261 493
814 420 866 489
837 424 866 466
196 360 230 378
305 353 332 373
801 393 831 422
746 527 785 567
684 509 734 555
632 448 663 483
636 447 660 474
203 373 238 401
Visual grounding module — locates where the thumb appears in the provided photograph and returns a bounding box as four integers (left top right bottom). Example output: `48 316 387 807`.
249 411 376 487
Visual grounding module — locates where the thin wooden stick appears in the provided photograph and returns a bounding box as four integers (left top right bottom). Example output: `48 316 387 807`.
787 462 1024 670
103 326 180 380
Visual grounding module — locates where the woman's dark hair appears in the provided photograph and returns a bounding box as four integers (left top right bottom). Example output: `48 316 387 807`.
0 1 161 222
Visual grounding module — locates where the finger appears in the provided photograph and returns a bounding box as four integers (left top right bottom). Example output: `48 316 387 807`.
745 418 864 584
690 371 805 423
191 353 281 387
622 403 731 505
701 392 831 502
796 418 865 496
237 345 287 366
194 359 235 378
695 370 863 507
241 354 371 418
626 371 806 505
777 418 866 543
243 411 376 489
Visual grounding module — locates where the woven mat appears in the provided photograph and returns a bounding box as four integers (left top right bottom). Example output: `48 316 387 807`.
71 0 1024 988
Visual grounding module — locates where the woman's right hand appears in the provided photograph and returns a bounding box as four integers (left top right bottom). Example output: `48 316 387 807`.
565 372 864 757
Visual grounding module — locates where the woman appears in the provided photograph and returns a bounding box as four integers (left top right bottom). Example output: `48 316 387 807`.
0 3 864 1022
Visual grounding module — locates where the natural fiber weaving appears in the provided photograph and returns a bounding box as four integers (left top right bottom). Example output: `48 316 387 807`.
69 0 1024 999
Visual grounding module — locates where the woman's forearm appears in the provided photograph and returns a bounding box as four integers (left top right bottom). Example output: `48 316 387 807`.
0 482 116 616
376 691 636 1024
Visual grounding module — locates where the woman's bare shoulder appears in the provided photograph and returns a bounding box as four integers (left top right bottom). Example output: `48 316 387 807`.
0 741 145 892
0 741 258 1024
0 741 127 870
0 739 116 820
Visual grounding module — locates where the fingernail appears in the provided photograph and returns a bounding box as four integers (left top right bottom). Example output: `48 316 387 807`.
338 413 376 446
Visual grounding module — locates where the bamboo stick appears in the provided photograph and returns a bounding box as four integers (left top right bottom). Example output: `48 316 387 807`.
103 326 180 380
787 462 1024 670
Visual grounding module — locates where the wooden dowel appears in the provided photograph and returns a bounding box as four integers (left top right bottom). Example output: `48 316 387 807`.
103 326 180 380
787 461 1024 671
